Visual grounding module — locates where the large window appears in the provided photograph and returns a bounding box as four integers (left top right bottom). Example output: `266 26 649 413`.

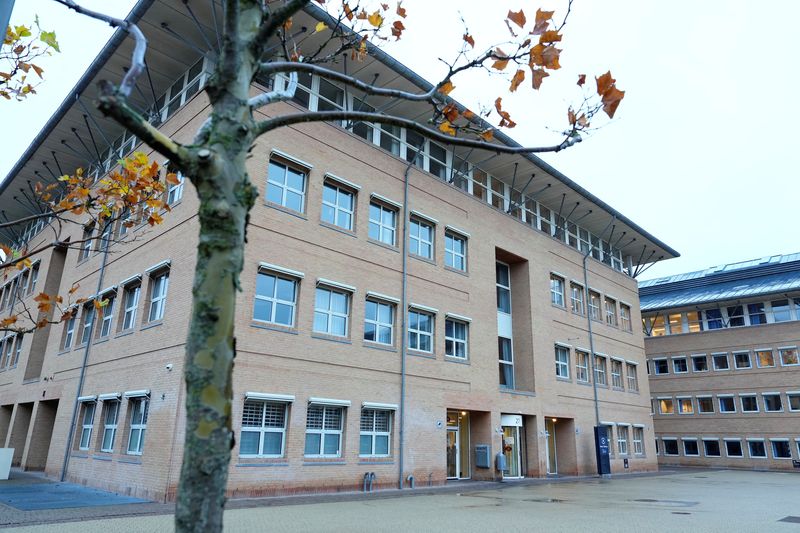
611 359 623 388
594 355 607 386
755 349 775 368
762 393 783 412
550 275 565 307
147 270 169 322
360 409 391 457
576 351 590 383
496 263 511 313
239 400 287 457
445 318 468 359
120 283 140 331
588 291 601 321
97 293 115 339
78 402 95 450
633 427 644 455
321 181 355 231
266 160 306 213
409 218 434 260
570 283 584 315
617 425 629 455
253 271 297 327
626 363 639 391
408 309 434 352
605 297 618 326
305 405 343 457
364 299 394 345
620 303 632 331
314 287 350 337
127 397 149 455
100 400 120 453
499 337 514 389
444 231 467 271
555 345 570 379
368 202 396 246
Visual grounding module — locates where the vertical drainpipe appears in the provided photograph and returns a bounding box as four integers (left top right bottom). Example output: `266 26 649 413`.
60 222 112 482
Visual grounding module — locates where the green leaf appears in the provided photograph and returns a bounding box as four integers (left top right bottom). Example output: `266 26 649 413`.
40 30 59 52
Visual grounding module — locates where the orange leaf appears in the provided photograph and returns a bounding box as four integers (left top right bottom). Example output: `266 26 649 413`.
531 68 549 90
438 121 456 136
442 103 459 123
68 284 79 295
391 20 405 39
439 81 455 95
577 114 589 128
396 1 407 18
463 34 475 48
343 3 354 20
494 97 517 128
507 9 526 28
492 47 510 71
480 129 495 141
463 109 476 120
166 172 180 185
538 30 562 44
531 8 553 35
601 86 625 118
568 108 577 125
577 74 586 86
509 69 525 92
367 10 383 27
596 71 616 95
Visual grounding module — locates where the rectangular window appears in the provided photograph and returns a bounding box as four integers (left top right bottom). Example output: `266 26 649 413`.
659 398 674 415
779 347 799 366
588 291 601 321
10 334 23 368
667 313 683 334
603 298 617 326
725 439 743 457
127 397 148 455
304 405 343 457
697 396 714 413
314 286 350 337
686 311 703 332
738 394 758 413
633 427 644 455
653 359 669 375
662 438 679 456
63 314 76 349
620 304 632 331
611 360 623 388
705 308 724 329
408 309 433 352
550 275 565 307
788 392 800 412
683 439 699 456
239 400 287 457
321 181 355 231
569 283 584 314
167 171 185 205
368 202 397 246
100 400 120 452
672 357 688 373
649 314 666 336
253 270 297 327
617 426 629 455
718 396 736 413
691 354 708 372
79 304 95 345
266 159 306 213
445 319 468 359
147 271 169 322
747 439 767 458
120 283 140 331
576 351 590 383
409 218 434 260
555 345 570 379
79 225 93 261
444 232 467 271
762 393 783 412
594 356 607 386
748 302 767 325
756 349 775 368
677 397 694 414
626 363 639 391
359 409 391 457
499 337 514 389
97 294 115 338
496 263 511 314
712 353 729 370
771 299 791 322
78 402 95 450
726 305 745 327
771 439 792 459
733 351 751 369
364 299 394 345
703 439 721 457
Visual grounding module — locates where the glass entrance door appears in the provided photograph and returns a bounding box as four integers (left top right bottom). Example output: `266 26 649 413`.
502 426 522 478
545 418 558 475
446 428 459 479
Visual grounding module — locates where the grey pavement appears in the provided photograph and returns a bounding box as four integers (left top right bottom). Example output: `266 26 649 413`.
3 468 800 532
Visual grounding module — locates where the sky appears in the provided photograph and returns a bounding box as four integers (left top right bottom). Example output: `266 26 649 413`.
2 0 799 281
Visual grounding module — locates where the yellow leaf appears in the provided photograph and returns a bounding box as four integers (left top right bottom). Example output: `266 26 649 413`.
439 81 455 95
367 11 383 27
438 121 456 136
315 21 328 33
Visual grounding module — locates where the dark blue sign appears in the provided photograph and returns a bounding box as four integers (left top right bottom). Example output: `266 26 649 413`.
594 426 611 475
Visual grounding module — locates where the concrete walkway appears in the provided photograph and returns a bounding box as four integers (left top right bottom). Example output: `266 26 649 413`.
3 469 799 531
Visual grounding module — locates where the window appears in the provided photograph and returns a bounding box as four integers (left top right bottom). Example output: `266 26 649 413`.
648 314 666 336
314 286 350 337
79 304 95 345
733 351 751 369
588 291 601 321
755 349 774 368
686 311 703 332
658 398 674 415
368 202 396 246
569 283 584 315
611 360 623 388
2 338 13 369
771 440 792 459
672 357 688 373
444 231 467 271
747 439 767 458
499 337 514 389
633 427 644 455
10 335 23 368
147 271 169 322
576 351 590 383
266 159 306 213
167 171 185 205
762 393 783 412
605 297 618 326
360 409 391 457
364 299 394 345
712 353 730 370
408 309 434 352
703 439 720 457
555 345 570 379
304 405 343 457
677 397 694 414
771 299 791 322
740 394 759 413
445 319 468 359
100 400 120 453
748 302 767 325
617 425 629 455
667 313 682 334
662 438 679 456
79 225 93 261
726 305 745 327
705 308 724 329
78 402 95 450
653 359 669 375
620 303 631 331
691 354 708 372
120 283 140 331
496 263 511 314
239 400 287 457
725 439 743 457
63 313 76 349
27 264 39 295
626 363 639 391
97 293 115 338
718 396 736 413
594 355 607 386
788 392 800 412
779 347 799 366
549 275 565 307
321 181 355 231
253 271 297 327
127 397 148 455
683 439 699 456
697 396 714 413
409 218 434 260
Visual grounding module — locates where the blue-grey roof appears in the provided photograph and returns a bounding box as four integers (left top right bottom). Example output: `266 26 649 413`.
639 252 800 311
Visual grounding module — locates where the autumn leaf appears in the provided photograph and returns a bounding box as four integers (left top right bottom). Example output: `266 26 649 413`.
463 34 475 48
396 1 407 18
40 30 59 52
568 108 576 125
391 20 405 40
31 64 44 78
538 30 562 44
595 71 615 95
282 17 293 31
531 68 549 90
494 97 516 128
0 316 18 328
492 48 509 71
507 9 526 29
531 9 553 35
442 103 459 123
314 22 328 33
463 109 476 120
577 74 586 86
367 10 384 27
343 3 354 20
577 114 589 128
601 86 625 118
480 129 495 141
438 121 456 136
439 81 455 95
509 69 525 92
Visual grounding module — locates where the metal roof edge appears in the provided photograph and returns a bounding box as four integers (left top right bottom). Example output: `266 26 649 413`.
0 0 157 194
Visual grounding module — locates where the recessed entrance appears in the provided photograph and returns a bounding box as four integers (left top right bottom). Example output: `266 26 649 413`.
545 418 558 475
446 410 471 479
500 414 525 479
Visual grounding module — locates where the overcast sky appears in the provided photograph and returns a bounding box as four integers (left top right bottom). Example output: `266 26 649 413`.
2 0 798 280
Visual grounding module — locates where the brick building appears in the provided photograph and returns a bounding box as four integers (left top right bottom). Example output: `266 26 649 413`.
0 1 677 500
641 253 800 470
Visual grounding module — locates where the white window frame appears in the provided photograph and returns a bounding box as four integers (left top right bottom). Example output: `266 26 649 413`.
100 400 120 453
79 304 94 345
762 392 783 412
739 393 759 413
672 356 688 374
770 439 792 460
696 395 715 414
594 355 607 386
702 438 721 457
711 352 730 371
98 293 115 338
147 271 169 322
611 359 624 388
253 270 298 327
778 346 799 366
408 308 434 353
304 405 344 458
733 350 752 369
718 395 736 413
676 396 694 415
747 438 767 459
266 159 307 213
555 345 570 379
313 285 350 337
239 400 288 458
321 180 355 231
576 351 590 383
658 397 674 415
620 303 632 331
359 408 392 457
409 217 434 260
626 362 639 391
364 298 394 346
445 318 468 360
787 391 800 412
79 402 96 450
588 290 601 321
617 425 629 455
570 283 584 315
605 297 618 326
682 437 700 457
121 284 140 331
368 201 397 246
691 354 709 372
126 397 149 455
662 437 679 456
444 231 467 271
653 357 669 375
632 426 644 455
550 274 565 307
724 438 743 458
167 171 185 205
63 314 76 349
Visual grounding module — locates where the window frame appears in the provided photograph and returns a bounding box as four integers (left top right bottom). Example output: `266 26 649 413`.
408 216 434 260
363 298 395 346
253 269 299 328
747 438 767 459
569 283 584 315
594 355 608 386
555 345 570 379
147 269 169 323
619 303 632 331
770 439 792 460
368 201 397 247
626 362 639 391
239 399 288 458
739 393 759 413
304 404 344 458
696 395 715 414
408 308 434 353
604 297 618 327
78 402 96 450
97 292 116 339
762 392 783 413
682 438 700 457
359 408 392 457
632 426 644 455
550 274 565 307
100 400 120 453
611 359 624 389
444 231 467 272
445 318 469 360
617 425 629 455
266 158 307 214
320 179 356 231
313 285 351 338
724 438 743 458
576 351 590 383
712 353 730 371
718 395 736 413
120 282 141 332
126 397 149 456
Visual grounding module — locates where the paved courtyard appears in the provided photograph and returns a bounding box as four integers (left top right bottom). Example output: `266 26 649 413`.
2 469 799 531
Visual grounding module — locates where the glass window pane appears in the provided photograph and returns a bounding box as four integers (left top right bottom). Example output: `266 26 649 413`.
360 434 372 455
304 433 320 455
314 311 328 333
262 432 283 455
274 303 293 326
253 299 272 322
240 431 261 455
323 434 340 455
375 435 389 455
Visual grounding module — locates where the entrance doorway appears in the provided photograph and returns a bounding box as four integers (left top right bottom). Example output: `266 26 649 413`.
545 418 558 475
446 410 471 479
500 414 525 479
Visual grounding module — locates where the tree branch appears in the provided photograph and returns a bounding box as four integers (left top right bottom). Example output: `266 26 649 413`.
255 110 581 153
251 0 311 59
249 71 298 110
